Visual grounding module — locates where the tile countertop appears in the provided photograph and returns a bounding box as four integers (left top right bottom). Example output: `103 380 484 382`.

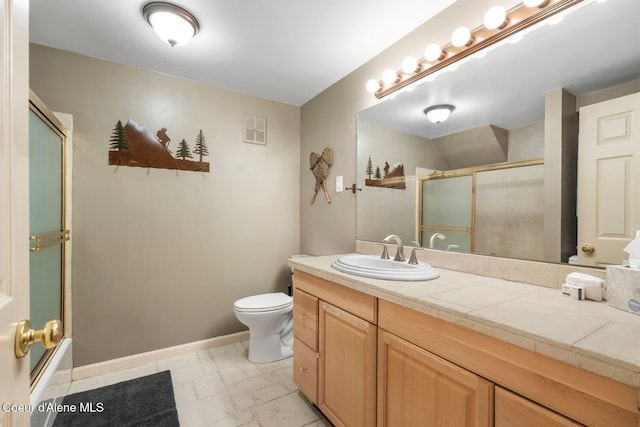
288 254 640 389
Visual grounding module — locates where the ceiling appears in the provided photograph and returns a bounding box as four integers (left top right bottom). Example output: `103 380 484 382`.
29 0 457 107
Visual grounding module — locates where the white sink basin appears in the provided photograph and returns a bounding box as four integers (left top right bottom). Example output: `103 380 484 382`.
331 254 439 281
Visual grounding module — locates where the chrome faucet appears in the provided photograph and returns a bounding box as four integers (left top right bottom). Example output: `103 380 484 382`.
378 244 389 259
383 234 405 262
408 241 424 265
429 232 446 249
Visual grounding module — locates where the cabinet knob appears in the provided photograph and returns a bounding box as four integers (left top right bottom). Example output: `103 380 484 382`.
299 366 308 372
298 314 306 320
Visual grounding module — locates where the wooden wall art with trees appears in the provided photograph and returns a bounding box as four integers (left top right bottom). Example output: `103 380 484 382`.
365 156 405 189
108 119 210 172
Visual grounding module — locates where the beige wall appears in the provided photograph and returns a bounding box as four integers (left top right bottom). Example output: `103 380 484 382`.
299 0 520 255
30 44 301 366
508 123 544 162
544 88 578 264
357 121 447 244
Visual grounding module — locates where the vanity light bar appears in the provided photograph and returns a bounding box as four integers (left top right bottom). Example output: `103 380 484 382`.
367 0 584 99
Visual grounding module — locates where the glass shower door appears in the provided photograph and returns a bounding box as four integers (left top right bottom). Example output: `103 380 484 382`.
421 175 473 252
28 103 67 378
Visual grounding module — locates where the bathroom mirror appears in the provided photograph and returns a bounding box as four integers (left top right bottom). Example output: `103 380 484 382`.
357 0 640 266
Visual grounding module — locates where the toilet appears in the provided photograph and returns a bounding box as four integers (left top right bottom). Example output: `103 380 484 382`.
233 292 293 363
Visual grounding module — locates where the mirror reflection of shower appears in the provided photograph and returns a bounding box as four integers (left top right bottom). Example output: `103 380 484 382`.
429 233 446 249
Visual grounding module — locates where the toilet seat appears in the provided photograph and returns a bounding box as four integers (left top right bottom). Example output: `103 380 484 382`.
233 292 292 313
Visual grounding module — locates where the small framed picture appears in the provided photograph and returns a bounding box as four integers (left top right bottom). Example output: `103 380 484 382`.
244 114 267 145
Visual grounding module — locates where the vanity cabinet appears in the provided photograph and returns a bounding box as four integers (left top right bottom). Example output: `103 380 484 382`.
292 270 639 427
292 270 377 427
377 329 493 427
378 299 638 427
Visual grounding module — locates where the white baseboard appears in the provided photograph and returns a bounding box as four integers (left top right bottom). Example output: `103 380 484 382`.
72 330 250 381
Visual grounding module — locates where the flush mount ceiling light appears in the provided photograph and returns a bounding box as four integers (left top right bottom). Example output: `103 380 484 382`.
143 2 199 47
423 104 455 124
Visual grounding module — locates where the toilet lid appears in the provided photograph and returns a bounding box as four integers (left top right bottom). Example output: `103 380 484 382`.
234 292 292 313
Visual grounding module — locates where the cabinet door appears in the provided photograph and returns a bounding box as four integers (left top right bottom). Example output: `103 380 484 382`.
318 302 376 427
495 387 583 427
378 330 493 427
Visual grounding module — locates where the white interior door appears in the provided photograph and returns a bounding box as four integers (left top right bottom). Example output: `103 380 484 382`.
577 92 640 266
0 0 31 425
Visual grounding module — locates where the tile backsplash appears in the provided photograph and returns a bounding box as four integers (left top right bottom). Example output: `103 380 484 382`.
356 240 606 289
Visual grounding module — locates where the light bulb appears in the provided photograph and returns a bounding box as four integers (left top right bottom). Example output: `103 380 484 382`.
451 27 472 48
401 56 420 74
382 69 398 85
424 43 443 62
484 6 507 30
366 79 381 94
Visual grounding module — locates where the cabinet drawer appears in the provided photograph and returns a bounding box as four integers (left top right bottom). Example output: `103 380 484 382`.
293 270 377 324
293 337 318 404
495 387 582 427
293 288 318 350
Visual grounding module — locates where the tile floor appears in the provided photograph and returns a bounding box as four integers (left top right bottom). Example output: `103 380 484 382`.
67 341 332 426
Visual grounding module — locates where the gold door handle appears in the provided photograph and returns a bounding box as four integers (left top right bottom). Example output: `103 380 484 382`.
581 244 595 254
15 319 62 358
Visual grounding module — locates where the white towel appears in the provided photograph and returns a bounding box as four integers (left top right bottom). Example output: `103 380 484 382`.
566 272 607 301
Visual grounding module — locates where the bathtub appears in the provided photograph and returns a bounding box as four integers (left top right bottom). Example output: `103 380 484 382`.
30 339 73 427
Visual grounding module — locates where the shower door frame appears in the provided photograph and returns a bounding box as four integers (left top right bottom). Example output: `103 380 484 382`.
417 158 544 252
28 91 69 386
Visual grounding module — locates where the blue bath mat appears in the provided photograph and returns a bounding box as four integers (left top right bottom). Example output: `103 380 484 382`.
52 370 179 426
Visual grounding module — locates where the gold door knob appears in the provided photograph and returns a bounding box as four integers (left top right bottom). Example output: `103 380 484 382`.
581 244 595 254
15 319 62 358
